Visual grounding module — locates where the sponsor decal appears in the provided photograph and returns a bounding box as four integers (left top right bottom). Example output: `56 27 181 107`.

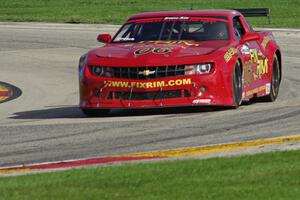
243 61 252 86
0 82 22 103
138 40 200 47
245 85 266 97
241 44 250 55
250 49 269 79
243 49 269 86
118 38 135 41
164 16 190 20
266 83 271 94
0 85 10 102
224 48 237 63
261 36 271 49
192 99 211 104
134 47 171 56
104 78 192 89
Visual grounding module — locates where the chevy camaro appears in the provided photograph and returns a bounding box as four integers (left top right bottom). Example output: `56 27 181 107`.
78 10 281 116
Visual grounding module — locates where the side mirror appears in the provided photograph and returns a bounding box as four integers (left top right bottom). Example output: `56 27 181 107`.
97 34 112 43
241 32 260 43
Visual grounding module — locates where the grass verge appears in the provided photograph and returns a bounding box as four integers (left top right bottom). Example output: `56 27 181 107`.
0 0 299 27
1 150 300 200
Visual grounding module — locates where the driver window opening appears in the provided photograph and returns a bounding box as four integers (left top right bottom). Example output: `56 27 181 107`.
233 16 246 41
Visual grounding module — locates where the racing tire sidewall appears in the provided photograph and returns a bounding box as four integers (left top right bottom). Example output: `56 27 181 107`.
232 62 243 108
269 55 280 101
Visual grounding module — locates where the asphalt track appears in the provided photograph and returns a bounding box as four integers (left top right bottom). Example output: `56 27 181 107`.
0 23 300 168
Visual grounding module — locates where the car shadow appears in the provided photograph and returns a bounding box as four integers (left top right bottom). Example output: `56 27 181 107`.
10 105 231 119
110 106 230 117
10 106 85 119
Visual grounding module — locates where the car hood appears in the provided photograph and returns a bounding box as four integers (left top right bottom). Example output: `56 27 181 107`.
88 40 231 66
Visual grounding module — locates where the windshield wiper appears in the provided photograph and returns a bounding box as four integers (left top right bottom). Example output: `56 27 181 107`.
158 21 166 40
167 21 176 40
178 21 185 41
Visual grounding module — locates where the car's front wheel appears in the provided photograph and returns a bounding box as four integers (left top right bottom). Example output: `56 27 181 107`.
232 61 243 108
81 108 110 117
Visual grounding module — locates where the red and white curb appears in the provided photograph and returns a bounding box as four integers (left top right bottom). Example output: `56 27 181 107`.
0 156 164 175
1 135 300 176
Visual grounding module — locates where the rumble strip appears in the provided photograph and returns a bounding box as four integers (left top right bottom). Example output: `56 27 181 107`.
1 135 300 175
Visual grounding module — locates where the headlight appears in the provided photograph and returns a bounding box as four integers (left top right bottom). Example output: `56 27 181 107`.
91 66 104 76
90 66 112 77
79 54 88 79
79 54 88 70
185 63 213 75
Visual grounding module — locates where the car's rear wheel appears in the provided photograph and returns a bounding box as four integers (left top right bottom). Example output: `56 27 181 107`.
232 62 243 108
262 55 281 102
81 108 110 117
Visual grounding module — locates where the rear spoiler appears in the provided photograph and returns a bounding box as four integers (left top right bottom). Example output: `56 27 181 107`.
233 8 271 23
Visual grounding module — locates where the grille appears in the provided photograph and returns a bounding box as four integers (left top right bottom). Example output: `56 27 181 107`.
108 90 191 100
111 66 186 80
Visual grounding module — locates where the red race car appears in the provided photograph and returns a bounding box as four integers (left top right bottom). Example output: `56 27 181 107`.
78 10 282 116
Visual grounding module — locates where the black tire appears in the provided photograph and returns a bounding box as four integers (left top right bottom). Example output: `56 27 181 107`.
81 108 110 117
232 62 243 108
262 55 281 102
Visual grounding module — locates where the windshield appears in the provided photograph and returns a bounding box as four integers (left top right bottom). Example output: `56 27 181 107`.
113 20 230 42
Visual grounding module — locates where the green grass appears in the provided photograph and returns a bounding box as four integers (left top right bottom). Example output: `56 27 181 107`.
1 150 300 200
0 0 299 27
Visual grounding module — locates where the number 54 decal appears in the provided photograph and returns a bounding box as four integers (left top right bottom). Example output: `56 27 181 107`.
134 47 171 56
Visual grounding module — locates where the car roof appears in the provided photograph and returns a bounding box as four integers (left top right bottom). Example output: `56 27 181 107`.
128 10 240 21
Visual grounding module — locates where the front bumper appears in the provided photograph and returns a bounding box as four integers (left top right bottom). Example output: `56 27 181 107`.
79 75 234 109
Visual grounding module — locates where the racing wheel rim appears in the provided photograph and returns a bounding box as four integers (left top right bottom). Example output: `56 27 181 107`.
271 56 280 100
232 62 243 107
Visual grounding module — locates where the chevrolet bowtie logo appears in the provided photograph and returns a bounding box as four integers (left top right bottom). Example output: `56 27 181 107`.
138 70 156 76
